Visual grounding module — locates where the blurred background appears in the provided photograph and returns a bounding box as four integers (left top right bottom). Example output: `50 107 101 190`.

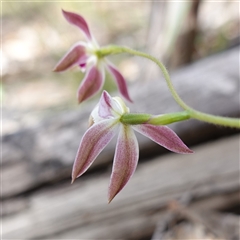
2 1 240 239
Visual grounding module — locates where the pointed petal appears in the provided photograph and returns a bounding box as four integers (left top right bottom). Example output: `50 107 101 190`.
98 90 123 119
108 125 139 202
98 91 115 118
62 9 92 40
53 43 87 72
107 63 133 102
98 91 131 119
78 66 105 103
133 124 193 154
72 119 119 181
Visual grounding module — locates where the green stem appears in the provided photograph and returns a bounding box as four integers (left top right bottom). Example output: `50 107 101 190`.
120 113 152 125
121 111 190 126
148 111 190 125
97 45 240 128
98 45 189 110
187 110 240 128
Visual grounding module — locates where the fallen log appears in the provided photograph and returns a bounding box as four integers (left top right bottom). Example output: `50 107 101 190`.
2 134 239 239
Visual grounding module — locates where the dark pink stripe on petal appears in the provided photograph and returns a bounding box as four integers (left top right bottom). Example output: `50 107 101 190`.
53 44 87 72
62 9 92 40
108 125 139 202
133 124 193 154
107 63 133 102
77 66 105 103
72 119 119 182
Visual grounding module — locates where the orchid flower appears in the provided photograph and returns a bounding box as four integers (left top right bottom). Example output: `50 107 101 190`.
72 91 193 202
53 10 132 103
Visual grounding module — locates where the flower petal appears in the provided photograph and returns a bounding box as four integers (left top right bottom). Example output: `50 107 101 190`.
98 91 131 120
72 119 119 182
108 125 139 202
98 90 120 119
133 124 193 154
62 9 92 40
78 66 105 103
53 43 87 72
98 91 115 118
107 63 133 102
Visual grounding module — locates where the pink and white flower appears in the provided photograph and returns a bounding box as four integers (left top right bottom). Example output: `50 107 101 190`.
54 10 132 103
72 91 193 202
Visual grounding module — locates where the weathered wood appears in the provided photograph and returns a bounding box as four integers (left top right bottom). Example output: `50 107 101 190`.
2 135 239 239
152 196 240 240
2 47 239 199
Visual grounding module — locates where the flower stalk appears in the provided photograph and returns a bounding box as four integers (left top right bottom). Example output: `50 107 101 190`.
120 111 190 125
97 46 240 129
